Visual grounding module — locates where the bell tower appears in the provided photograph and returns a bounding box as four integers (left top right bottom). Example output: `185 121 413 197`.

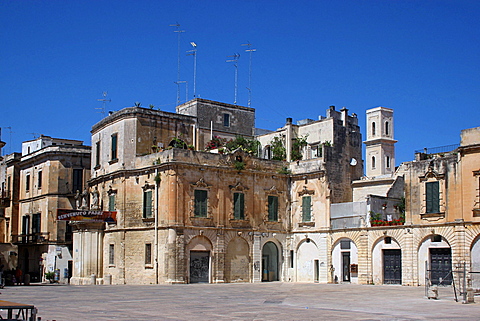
364 107 397 177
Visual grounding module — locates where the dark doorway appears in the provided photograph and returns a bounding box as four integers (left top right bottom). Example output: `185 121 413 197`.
190 251 209 283
430 248 452 285
67 261 73 283
383 249 402 284
342 252 350 282
262 242 279 282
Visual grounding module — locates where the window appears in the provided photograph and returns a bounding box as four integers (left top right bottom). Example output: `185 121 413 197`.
26 174 30 192
372 156 376 169
108 194 115 212
340 240 351 249
32 213 41 235
223 113 230 127
302 196 312 222
143 190 153 218
386 156 391 168
194 190 208 217
111 133 118 161
145 243 152 265
233 192 245 220
268 195 278 221
109 244 115 265
72 169 83 193
426 181 440 213
372 122 376 136
385 121 390 136
37 171 42 189
95 141 101 167
22 215 30 237
290 250 294 268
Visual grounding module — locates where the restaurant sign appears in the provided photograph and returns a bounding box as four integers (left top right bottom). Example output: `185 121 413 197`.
57 209 117 223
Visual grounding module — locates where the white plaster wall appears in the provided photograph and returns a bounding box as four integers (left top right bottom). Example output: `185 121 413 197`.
44 245 72 284
297 241 318 282
372 238 400 285
471 237 480 290
417 238 450 286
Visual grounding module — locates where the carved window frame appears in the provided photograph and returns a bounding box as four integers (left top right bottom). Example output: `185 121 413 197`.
473 170 480 217
419 167 445 218
264 186 282 222
190 178 212 218
298 186 315 223
229 182 249 221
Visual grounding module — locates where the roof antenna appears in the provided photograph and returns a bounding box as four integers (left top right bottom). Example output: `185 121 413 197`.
187 42 197 98
170 23 185 105
96 91 111 117
226 53 240 105
242 42 256 107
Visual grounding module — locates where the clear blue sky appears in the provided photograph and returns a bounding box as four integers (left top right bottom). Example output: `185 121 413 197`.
2 0 479 166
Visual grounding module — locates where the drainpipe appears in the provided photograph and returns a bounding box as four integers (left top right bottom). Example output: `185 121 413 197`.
154 168 159 284
285 118 293 162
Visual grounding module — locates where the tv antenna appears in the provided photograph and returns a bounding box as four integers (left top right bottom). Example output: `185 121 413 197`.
242 42 256 107
226 53 240 105
174 80 188 104
96 92 111 117
187 42 197 98
170 23 185 105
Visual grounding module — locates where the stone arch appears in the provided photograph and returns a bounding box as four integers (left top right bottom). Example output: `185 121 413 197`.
296 238 319 282
225 237 250 283
332 237 358 284
262 241 281 282
470 234 480 290
186 235 213 283
371 235 402 285
417 233 452 286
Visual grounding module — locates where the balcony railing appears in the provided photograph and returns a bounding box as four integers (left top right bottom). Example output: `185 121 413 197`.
414 144 460 155
15 232 50 244
0 189 10 208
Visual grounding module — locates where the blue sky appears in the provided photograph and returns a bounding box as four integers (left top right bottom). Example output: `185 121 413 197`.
1 0 479 166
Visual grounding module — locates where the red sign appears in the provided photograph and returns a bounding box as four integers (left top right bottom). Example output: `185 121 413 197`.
57 209 117 222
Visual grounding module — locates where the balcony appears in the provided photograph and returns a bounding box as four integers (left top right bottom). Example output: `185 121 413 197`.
15 232 50 244
0 189 10 208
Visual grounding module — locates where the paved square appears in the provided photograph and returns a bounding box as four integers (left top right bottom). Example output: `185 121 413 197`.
1 283 478 320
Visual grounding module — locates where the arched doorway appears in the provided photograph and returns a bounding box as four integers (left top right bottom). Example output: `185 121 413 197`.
332 238 358 283
372 236 401 285
225 237 250 283
187 236 212 283
297 239 319 282
471 235 480 290
262 242 279 282
418 234 452 286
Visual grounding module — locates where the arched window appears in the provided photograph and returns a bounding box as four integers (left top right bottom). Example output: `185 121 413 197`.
372 122 376 136
385 121 390 136
372 156 376 169
386 156 391 168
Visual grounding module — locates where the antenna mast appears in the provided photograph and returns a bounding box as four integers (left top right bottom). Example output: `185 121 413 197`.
96 91 111 117
226 53 240 105
187 42 197 98
242 42 256 107
170 23 185 105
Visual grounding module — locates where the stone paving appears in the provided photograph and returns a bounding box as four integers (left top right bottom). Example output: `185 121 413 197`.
1 282 478 320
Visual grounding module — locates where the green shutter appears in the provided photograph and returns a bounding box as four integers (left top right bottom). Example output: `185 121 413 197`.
426 181 440 213
302 196 311 222
194 190 208 217
143 190 152 218
109 195 115 212
111 134 118 160
268 196 278 221
234 193 245 220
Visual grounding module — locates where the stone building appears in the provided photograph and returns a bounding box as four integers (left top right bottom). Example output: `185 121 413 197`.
13 135 91 283
71 100 363 285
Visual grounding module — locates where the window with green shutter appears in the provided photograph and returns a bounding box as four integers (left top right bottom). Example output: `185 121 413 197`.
426 181 440 213
194 189 208 217
234 192 245 220
109 194 115 212
111 133 118 161
268 195 278 221
302 196 312 222
143 190 152 218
